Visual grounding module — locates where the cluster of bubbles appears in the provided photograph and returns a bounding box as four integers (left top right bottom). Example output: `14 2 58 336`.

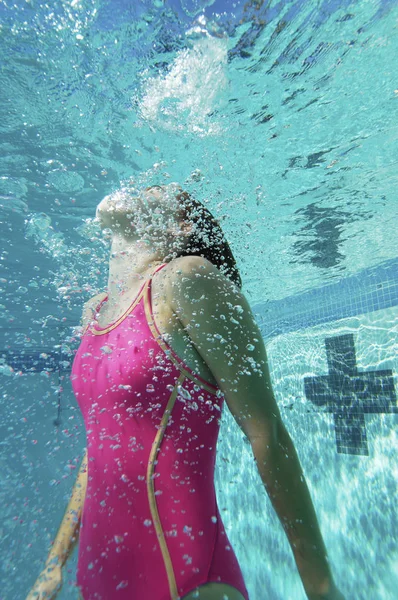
138 33 228 137
24 209 109 319
22 166 204 321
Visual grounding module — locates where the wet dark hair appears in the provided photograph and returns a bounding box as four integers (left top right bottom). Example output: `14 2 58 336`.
174 189 242 290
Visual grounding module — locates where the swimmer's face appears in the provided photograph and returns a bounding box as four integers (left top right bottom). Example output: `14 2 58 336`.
95 183 190 244
96 187 141 227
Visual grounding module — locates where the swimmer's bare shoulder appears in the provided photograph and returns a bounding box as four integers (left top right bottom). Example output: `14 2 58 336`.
81 292 107 330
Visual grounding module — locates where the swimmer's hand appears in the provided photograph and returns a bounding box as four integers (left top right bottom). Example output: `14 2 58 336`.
25 563 63 599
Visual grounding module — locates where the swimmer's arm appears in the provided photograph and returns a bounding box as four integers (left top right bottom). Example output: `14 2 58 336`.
45 448 88 568
44 296 99 568
44 294 97 568
168 256 337 600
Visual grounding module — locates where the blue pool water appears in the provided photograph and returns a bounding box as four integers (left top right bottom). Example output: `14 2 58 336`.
0 1 397 598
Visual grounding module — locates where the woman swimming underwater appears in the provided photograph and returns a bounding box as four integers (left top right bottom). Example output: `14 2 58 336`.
27 183 345 600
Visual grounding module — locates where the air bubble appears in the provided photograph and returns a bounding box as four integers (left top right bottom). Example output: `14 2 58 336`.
178 386 191 400
0 364 13 376
116 581 129 590
100 345 112 354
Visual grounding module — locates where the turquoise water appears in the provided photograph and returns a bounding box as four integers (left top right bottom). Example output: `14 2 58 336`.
1 1 398 598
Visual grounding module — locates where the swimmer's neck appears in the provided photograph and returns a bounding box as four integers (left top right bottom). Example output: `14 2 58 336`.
105 233 163 303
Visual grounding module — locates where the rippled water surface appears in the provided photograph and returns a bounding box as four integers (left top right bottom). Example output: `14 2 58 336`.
1 0 397 348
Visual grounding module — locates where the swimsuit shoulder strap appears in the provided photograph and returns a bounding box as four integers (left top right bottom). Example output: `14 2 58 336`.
145 261 167 308
152 262 168 276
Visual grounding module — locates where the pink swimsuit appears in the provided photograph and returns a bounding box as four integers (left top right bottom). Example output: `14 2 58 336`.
71 263 249 600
